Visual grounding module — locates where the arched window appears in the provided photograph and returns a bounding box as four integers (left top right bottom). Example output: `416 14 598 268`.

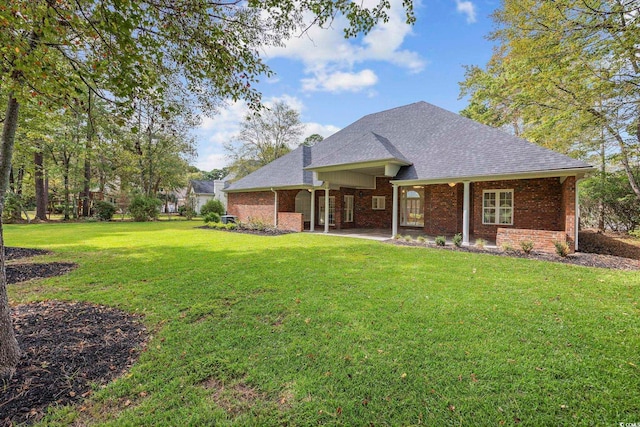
401 188 424 227
295 190 312 221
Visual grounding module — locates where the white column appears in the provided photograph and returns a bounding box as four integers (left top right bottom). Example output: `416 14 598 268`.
324 185 330 233
310 189 316 232
272 188 278 228
462 181 470 246
392 184 399 238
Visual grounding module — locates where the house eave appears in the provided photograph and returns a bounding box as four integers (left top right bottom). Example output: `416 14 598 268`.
304 158 411 173
390 167 596 186
223 184 316 193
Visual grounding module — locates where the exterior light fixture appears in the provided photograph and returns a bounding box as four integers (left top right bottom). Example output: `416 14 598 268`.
448 182 457 187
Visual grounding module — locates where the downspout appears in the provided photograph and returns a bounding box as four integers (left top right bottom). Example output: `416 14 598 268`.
271 188 278 228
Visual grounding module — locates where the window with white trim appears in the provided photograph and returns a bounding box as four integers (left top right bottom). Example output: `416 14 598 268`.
344 195 354 223
483 190 513 225
401 188 424 226
318 196 335 226
372 196 386 210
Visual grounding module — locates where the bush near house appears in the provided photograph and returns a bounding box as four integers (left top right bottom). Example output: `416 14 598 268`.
128 195 162 222
200 199 225 217
203 212 221 224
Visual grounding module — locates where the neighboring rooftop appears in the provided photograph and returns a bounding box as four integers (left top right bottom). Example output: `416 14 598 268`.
189 180 216 194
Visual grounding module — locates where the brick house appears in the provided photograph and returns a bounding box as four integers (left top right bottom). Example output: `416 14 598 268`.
224 102 593 253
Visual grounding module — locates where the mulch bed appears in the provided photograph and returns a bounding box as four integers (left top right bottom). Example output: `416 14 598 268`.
386 239 640 270
1 249 148 426
6 248 50 261
198 225 295 236
6 263 77 285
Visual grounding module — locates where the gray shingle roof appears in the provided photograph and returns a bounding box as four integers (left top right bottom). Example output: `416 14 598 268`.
190 180 216 194
225 101 592 192
225 145 320 191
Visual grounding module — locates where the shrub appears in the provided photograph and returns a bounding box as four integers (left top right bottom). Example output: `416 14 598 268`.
394 234 402 240
94 200 116 221
553 240 570 257
520 240 534 254
434 236 446 246
403 235 413 242
417 235 427 243
475 238 486 249
630 228 640 238
203 212 221 224
452 233 462 247
200 199 225 217
501 243 514 253
2 193 22 222
242 218 270 231
128 195 162 222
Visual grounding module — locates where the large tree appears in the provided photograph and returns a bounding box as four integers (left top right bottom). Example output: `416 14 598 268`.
0 0 416 379
459 0 640 199
225 101 305 178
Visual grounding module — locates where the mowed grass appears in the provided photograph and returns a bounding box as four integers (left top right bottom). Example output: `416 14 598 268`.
6 221 640 426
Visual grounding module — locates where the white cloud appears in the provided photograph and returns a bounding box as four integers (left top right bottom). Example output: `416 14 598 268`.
194 96 341 170
263 0 425 93
303 122 341 139
455 0 477 24
195 153 228 171
302 69 378 93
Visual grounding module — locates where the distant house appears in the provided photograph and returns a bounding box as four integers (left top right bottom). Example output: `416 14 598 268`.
224 102 594 253
187 180 227 214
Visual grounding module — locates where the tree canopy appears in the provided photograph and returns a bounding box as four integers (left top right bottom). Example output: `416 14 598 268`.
225 101 305 178
459 0 640 201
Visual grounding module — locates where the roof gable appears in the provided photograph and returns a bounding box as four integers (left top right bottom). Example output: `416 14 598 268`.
307 132 410 169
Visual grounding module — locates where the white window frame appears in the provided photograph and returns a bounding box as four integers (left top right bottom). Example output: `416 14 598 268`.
482 189 514 225
318 196 335 226
344 195 354 223
372 196 386 210
400 188 424 227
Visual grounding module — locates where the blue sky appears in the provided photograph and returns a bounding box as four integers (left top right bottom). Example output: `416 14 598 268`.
194 0 499 171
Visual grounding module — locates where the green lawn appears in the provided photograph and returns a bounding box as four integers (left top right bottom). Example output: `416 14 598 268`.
6 221 640 426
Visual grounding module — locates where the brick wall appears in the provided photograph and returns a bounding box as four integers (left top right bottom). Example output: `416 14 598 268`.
278 212 304 232
227 191 275 225
472 178 564 240
424 184 461 235
277 190 298 213
496 228 567 254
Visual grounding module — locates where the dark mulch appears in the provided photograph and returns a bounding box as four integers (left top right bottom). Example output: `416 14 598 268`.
578 230 640 260
5 248 50 261
198 225 295 236
2 248 147 425
7 263 77 285
1 301 147 426
386 239 640 270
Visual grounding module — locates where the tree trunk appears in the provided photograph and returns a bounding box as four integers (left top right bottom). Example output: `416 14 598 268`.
0 94 22 379
82 91 93 217
598 138 606 232
35 149 47 221
63 161 70 221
